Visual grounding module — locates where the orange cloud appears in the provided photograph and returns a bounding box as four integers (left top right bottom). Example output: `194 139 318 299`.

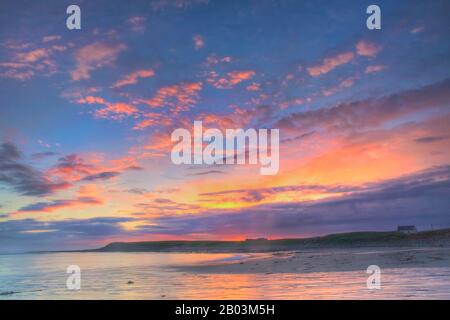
193 34 204 49
140 82 202 113
71 42 126 80
246 82 260 91
133 118 159 130
112 69 155 88
16 48 48 63
307 52 354 77
279 98 305 109
0 41 66 80
208 70 255 89
94 102 138 120
365 65 386 74
356 40 382 58
48 154 97 182
133 112 172 130
77 95 107 104
46 150 145 189
76 95 139 120
322 77 357 97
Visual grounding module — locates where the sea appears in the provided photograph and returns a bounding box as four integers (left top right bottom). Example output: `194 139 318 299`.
1 252 449 299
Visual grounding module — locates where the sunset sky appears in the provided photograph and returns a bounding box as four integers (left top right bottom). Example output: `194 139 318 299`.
1 0 449 253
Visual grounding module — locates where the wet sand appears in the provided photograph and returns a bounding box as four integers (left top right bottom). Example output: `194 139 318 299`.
180 247 450 274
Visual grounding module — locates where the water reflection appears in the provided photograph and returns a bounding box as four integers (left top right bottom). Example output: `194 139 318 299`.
1 252 449 299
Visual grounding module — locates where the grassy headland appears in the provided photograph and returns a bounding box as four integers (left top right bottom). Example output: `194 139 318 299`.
90 228 450 253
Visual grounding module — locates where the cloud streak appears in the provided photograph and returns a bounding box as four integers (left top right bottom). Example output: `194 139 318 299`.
278 78 450 133
0 143 70 196
307 52 354 77
112 69 155 88
17 197 103 213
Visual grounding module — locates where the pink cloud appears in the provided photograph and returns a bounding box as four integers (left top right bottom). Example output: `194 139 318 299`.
76 95 139 120
70 42 126 81
411 26 425 34
193 34 204 50
133 112 172 130
77 95 107 104
208 70 255 89
307 52 354 77
0 42 67 80
48 154 96 182
277 79 450 134
322 77 357 97
356 40 382 58
127 16 146 32
204 55 232 66
133 118 159 130
246 82 260 91
140 82 202 113
112 69 155 88
365 65 386 74
47 151 142 185
0 69 34 80
16 48 49 63
42 35 62 43
94 103 138 120
279 98 304 109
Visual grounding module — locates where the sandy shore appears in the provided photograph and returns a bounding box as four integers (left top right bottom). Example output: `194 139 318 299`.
180 247 450 274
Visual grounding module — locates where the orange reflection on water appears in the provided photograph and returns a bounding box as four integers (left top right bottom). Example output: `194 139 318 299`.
2 252 450 299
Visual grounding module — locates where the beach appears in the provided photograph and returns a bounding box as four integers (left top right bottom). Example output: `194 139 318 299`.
2 230 450 299
179 247 450 274
1 246 450 299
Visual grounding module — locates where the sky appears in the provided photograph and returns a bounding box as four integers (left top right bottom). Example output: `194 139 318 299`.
0 0 449 253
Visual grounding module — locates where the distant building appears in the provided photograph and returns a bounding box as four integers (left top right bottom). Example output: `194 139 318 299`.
397 225 417 234
245 238 268 242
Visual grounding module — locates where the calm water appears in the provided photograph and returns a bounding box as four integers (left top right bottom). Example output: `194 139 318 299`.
1 252 449 299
